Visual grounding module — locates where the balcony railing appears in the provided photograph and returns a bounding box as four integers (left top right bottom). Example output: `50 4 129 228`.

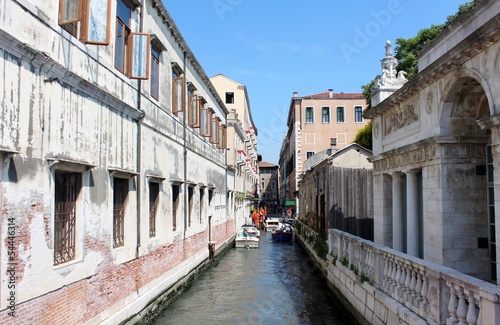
328 229 500 325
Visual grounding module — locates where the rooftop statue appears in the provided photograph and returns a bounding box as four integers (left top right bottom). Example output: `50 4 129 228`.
374 40 407 90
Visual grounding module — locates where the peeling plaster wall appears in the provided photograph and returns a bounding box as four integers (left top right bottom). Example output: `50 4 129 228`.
0 0 232 323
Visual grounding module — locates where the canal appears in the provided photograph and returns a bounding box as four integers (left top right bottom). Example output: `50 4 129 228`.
152 230 359 325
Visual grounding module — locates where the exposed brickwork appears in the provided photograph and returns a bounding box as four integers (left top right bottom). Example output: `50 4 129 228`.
0 221 234 324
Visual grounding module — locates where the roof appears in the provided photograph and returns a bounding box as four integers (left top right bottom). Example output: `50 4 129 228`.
299 91 364 100
258 161 278 168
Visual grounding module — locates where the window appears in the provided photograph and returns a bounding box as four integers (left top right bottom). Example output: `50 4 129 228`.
271 181 275 190
113 178 128 248
354 106 363 123
114 0 150 78
54 172 81 265
200 188 205 223
59 0 111 44
188 93 201 128
306 107 314 123
172 184 180 231
322 107 330 123
188 186 194 227
306 151 315 159
149 182 159 238
225 92 234 104
172 68 184 115
261 181 265 189
336 107 345 123
200 108 212 137
210 116 220 144
217 125 226 149
150 44 160 100
208 188 214 205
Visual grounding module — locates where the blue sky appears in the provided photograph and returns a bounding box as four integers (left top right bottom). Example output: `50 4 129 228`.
163 0 468 164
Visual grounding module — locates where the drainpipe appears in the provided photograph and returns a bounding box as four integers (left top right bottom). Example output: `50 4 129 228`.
135 5 146 258
183 50 188 240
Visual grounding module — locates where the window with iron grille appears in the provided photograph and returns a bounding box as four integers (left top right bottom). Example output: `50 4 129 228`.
172 184 180 231
54 172 81 266
149 182 159 238
113 178 128 248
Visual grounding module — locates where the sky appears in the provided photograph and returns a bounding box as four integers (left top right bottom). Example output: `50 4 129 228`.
163 0 468 164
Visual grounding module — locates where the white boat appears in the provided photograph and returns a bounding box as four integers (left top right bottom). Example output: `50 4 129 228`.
241 224 261 238
235 228 259 249
262 218 280 232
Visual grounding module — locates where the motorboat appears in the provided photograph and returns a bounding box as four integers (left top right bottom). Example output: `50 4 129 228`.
235 227 259 248
271 222 295 242
241 224 260 238
262 218 280 232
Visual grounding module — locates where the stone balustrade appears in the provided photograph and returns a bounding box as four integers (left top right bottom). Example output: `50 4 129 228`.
328 229 500 325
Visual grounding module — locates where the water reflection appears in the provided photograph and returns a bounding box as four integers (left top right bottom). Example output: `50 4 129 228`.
153 233 357 325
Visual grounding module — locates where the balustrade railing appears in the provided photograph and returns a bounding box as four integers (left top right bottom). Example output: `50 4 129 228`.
328 229 500 325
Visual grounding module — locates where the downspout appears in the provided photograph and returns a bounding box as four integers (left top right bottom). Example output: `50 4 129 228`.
136 5 146 258
183 50 188 240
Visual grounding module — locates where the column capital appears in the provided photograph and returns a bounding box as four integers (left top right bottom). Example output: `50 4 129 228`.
402 169 419 175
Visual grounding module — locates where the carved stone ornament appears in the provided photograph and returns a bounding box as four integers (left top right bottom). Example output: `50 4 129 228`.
384 103 419 135
374 122 380 139
426 91 433 114
373 41 408 90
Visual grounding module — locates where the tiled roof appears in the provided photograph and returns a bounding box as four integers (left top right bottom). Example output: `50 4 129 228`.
258 161 278 168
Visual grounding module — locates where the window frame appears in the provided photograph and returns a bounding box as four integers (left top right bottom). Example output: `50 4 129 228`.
336 106 345 123
217 124 227 149
172 74 184 116
150 43 160 100
321 106 330 123
149 181 160 238
54 172 81 266
306 151 315 159
172 183 180 231
59 0 112 45
188 94 201 128
354 105 363 123
200 107 212 137
210 116 220 144
113 177 129 248
225 92 234 104
305 107 314 123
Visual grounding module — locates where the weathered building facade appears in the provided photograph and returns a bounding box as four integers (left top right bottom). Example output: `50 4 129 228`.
299 143 373 240
279 90 369 217
0 0 236 323
210 74 260 220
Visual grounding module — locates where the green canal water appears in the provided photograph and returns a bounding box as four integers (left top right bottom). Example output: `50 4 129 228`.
152 232 358 325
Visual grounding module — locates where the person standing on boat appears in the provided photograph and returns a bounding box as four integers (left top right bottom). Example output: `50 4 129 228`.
252 210 260 228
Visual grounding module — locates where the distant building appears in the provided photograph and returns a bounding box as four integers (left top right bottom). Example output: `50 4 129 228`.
210 74 260 220
258 161 279 212
279 90 369 215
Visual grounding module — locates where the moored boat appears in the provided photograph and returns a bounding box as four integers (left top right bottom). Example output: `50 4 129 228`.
241 224 261 238
262 218 280 232
271 223 294 242
235 227 260 248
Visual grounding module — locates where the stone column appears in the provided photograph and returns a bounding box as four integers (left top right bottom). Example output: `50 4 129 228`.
391 172 403 251
405 170 419 257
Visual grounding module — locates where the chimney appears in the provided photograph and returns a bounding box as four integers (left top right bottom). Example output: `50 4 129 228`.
328 89 333 98
330 138 337 154
293 91 298 98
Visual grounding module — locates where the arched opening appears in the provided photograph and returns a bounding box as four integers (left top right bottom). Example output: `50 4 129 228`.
442 76 493 281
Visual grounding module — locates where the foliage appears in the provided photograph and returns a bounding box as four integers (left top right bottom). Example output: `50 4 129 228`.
394 0 479 79
352 122 372 151
341 256 349 267
359 0 479 97
360 273 370 284
313 231 328 261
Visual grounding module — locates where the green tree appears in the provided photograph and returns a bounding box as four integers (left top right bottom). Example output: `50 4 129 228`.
352 122 372 151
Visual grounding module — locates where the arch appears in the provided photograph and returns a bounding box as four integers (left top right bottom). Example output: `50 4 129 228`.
439 69 491 137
